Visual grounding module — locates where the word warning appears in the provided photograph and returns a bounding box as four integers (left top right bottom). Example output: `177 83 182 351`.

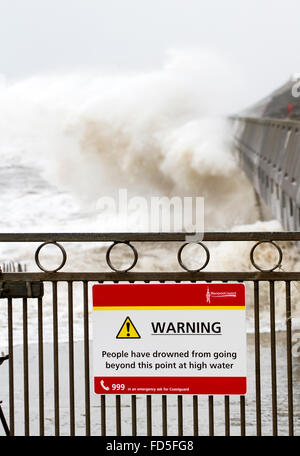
92 283 247 395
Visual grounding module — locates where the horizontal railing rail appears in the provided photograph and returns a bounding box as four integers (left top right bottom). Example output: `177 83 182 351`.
230 115 300 128
0 231 299 242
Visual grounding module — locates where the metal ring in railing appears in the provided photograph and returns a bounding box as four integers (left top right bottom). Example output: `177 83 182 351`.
177 242 210 273
106 242 138 273
35 241 67 273
250 240 283 272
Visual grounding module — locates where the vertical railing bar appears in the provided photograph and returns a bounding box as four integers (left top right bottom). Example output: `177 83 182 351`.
177 395 183 436
52 281 60 436
254 281 262 436
7 298 14 436
269 280 278 436
83 281 91 436
37 297 44 436
23 298 29 436
146 395 152 436
240 396 246 436
208 396 214 436
225 396 230 436
285 281 294 436
131 395 137 436
162 395 167 436
68 281 75 436
193 395 198 436
116 395 121 436
237 283 246 434
101 395 106 436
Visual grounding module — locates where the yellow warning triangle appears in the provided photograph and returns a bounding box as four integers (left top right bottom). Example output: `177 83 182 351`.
116 317 141 339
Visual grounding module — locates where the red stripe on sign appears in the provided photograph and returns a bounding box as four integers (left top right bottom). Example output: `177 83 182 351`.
94 377 247 395
93 283 245 308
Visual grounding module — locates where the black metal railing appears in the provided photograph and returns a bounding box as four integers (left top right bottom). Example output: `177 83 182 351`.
0 232 299 436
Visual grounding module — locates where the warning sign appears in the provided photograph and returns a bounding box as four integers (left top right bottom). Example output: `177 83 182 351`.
116 317 141 339
92 283 247 395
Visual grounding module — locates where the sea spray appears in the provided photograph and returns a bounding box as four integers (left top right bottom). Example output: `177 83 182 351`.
0 50 299 349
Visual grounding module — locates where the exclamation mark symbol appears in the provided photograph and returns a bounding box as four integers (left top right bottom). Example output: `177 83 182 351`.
126 321 130 337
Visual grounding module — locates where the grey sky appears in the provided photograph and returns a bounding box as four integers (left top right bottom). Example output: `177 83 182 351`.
0 0 299 106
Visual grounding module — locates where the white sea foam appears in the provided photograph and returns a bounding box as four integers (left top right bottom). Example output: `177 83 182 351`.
0 49 299 349
0 49 251 228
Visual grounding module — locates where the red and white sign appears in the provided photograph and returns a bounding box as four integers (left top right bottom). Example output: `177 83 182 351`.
92 284 247 395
